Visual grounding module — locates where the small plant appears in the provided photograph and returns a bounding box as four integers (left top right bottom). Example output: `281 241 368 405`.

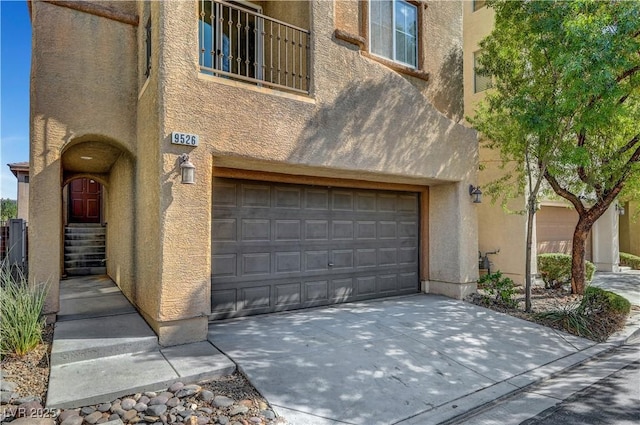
478 271 518 308
535 286 631 342
0 259 49 357
620 252 640 270
538 253 596 289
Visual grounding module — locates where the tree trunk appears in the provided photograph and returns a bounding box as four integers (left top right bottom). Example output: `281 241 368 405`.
571 219 592 294
524 197 536 312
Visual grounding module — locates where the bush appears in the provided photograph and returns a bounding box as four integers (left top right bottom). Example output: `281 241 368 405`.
620 252 640 270
477 271 518 308
537 253 596 289
535 286 631 342
0 260 49 357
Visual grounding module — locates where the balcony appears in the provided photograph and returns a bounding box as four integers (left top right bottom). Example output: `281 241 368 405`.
198 0 311 94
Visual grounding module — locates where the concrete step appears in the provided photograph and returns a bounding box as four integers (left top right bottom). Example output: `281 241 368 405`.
64 252 106 261
46 342 236 409
51 313 160 366
66 266 107 276
64 245 106 254
65 226 106 234
65 239 106 247
65 259 106 269
64 233 106 241
619 266 632 272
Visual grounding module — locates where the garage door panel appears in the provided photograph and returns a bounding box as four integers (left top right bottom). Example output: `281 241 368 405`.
211 178 420 319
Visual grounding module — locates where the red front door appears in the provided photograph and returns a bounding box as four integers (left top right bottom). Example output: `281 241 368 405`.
69 178 101 223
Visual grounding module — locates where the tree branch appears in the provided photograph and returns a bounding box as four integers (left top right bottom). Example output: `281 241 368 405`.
544 170 586 215
617 134 640 156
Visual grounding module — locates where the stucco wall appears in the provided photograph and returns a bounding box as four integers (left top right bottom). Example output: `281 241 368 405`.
106 154 136 299
29 1 137 314
619 202 640 257
16 173 29 222
151 0 477 326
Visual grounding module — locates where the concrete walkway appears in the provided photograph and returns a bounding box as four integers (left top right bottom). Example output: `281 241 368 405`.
46 276 235 409
208 294 608 425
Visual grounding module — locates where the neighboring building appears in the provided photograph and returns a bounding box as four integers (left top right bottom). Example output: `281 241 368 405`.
463 1 620 282
29 0 478 345
8 162 29 221
620 201 640 257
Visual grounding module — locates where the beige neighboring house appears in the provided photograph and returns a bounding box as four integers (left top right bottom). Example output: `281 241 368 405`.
620 201 640 257
29 0 479 346
463 1 621 282
8 162 29 221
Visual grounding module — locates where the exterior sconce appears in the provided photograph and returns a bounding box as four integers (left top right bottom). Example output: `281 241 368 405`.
179 153 195 184
616 203 625 216
469 185 483 204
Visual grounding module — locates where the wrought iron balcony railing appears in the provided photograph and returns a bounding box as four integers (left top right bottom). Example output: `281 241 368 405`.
199 0 311 94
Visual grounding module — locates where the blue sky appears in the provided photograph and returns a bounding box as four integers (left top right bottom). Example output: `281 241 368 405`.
1 1 31 200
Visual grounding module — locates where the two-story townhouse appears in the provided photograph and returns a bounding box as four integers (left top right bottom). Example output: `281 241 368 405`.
29 0 478 346
462 1 623 282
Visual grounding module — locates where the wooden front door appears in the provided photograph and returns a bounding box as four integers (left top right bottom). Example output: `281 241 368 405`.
69 178 101 223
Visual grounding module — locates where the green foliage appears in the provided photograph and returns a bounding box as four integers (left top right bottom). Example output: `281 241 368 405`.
536 286 631 341
620 252 640 270
537 253 595 289
0 260 49 357
473 1 640 293
0 199 17 221
477 271 518 308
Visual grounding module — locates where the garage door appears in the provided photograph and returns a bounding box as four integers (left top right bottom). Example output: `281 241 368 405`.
210 178 420 319
536 206 592 260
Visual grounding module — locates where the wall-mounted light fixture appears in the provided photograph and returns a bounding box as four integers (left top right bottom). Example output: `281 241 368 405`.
616 203 625 216
469 185 483 204
179 153 195 184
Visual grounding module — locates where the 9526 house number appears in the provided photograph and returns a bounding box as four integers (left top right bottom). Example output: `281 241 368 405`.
171 132 199 146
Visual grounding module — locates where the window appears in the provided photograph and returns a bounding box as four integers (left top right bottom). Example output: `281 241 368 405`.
473 0 487 12
370 0 418 68
474 51 492 93
145 17 151 78
23 175 29 184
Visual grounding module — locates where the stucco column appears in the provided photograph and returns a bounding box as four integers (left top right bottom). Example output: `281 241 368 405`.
28 159 62 318
425 182 478 298
592 205 620 272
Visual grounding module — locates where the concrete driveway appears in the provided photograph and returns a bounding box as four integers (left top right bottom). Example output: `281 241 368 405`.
208 295 599 425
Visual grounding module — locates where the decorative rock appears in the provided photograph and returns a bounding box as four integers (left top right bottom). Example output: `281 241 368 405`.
81 406 96 416
216 417 229 425
197 417 209 425
177 409 194 418
238 401 253 408
9 418 55 425
248 418 262 424
121 399 136 411
123 409 138 421
169 414 177 423
16 396 41 404
85 411 104 424
174 387 199 399
138 396 151 405
196 408 213 415
129 417 141 424
96 418 108 424
113 408 126 419
145 405 167 417
144 392 158 399
134 402 148 412
212 397 234 408
198 391 214 403
143 416 159 423
60 415 84 425
98 403 112 413
159 392 174 399
228 406 248 416
174 406 186 412
110 403 122 413
1 391 17 404
109 414 120 422
166 398 180 408
133 394 142 402
16 401 44 418
0 381 18 392
58 410 80 423
168 383 184 393
148 396 168 406
259 410 274 420
257 402 267 411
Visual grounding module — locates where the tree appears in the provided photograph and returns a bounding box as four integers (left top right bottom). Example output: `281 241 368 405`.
472 0 640 295
1 199 17 221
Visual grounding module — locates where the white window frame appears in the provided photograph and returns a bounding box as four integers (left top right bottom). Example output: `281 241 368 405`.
369 0 418 69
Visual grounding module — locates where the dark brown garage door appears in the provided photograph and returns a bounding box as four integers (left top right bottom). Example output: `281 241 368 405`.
210 178 420 319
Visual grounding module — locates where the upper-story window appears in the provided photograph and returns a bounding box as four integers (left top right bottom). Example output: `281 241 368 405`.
369 0 418 68
474 50 493 93
473 0 487 12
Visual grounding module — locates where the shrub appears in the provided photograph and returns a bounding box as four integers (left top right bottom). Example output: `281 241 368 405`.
0 260 49 357
477 271 518 308
537 253 596 289
536 286 631 342
620 252 640 270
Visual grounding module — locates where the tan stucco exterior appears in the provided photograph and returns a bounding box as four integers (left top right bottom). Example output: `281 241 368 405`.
8 163 30 221
620 201 640 257
30 0 478 345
